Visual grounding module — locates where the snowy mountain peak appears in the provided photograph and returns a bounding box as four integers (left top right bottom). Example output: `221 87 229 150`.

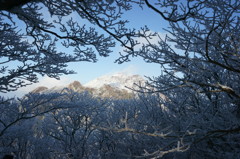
84 73 145 92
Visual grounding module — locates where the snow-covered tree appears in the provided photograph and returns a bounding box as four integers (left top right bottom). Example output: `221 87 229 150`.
0 90 111 158
113 0 240 158
0 93 69 158
0 0 139 93
42 90 108 158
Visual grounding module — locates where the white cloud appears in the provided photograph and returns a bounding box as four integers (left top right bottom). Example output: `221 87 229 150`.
1 76 72 98
135 32 168 49
113 65 139 75
21 76 71 91
116 31 170 60
36 76 70 88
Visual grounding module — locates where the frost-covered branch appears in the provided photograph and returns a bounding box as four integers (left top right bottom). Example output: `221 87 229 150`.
0 0 141 93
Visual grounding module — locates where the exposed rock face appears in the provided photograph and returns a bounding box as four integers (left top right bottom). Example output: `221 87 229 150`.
67 81 84 91
96 84 133 99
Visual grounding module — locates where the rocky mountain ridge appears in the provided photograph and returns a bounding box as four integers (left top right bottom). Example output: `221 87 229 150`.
31 73 146 99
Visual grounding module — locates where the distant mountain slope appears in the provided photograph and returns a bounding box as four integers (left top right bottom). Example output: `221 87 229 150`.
31 73 146 99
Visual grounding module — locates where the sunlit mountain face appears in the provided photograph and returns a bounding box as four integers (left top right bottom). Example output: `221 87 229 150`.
31 73 146 99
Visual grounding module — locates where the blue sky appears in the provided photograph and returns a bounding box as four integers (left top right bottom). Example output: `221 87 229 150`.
65 3 168 82
1 3 169 97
